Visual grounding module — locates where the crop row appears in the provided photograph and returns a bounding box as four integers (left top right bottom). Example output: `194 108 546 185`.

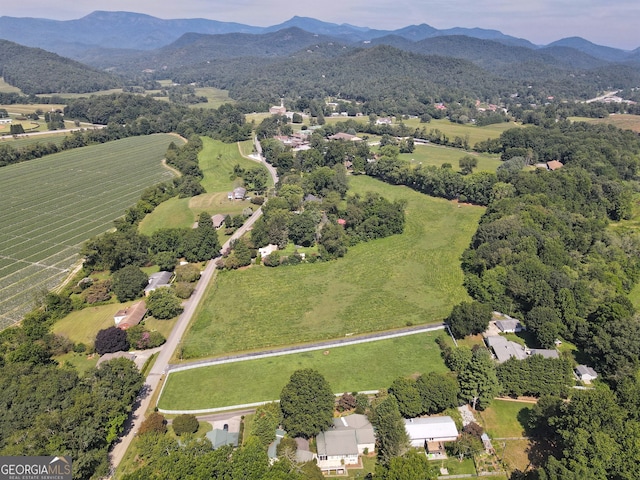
0 134 178 326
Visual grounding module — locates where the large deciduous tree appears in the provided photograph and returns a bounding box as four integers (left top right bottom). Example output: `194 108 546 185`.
111 265 148 302
279 369 334 438
416 372 460 414
95 326 130 355
145 288 183 320
446 301 492 339
388 377 423 418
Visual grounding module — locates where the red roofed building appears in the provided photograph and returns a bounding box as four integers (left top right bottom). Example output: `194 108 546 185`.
114 302 147 330
546 160 564 171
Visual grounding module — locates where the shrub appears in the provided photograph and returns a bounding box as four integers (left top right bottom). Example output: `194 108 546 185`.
337 393 357 412
95 326 130 355
251 196 265 205
173 414 199 435
146 289 183 320
127 325 166 349
463 422 484 439
83 279 112 304
174 264 201 283
73 342 87 353
173 282 195 299
262 251 280 267
139 412 167 435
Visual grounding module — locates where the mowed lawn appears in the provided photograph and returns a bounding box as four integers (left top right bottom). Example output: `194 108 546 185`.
158 331 448 410
139 138 268 235
52 300 178 347
0 134 180 329
403 144 502 172
181 175 484 359
402 118 519 147
477 399 534 473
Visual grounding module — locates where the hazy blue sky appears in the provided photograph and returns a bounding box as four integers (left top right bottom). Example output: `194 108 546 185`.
3 0 639 50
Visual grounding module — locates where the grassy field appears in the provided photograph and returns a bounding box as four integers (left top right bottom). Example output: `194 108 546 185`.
192 87 234 108
403 118 518 147
139 138 268 235
0 134 180 329
180 175 483 359
0 103 67 115
477 399 534 473
158 331 448 410
52 298 179 347
0 78 21 93
403 144 502 172
570 114 640 134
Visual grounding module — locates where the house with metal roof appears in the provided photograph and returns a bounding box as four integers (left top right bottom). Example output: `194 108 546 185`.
404 416 459 456
575 365 598 383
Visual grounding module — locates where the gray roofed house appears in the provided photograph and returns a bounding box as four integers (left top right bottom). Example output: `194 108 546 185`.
485 335 528 363
211 214 227 229
529 348 559 359
575 365 598 383
96 351 136 367
206 429 239 449
145 271 173 295
316 414 375 474
495 319 523 333
267 429 286 461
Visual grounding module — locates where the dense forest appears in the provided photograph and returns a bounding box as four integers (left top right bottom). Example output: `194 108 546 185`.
0 39 120 94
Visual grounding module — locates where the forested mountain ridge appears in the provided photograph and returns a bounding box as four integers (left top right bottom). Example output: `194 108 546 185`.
0 39 120 94
0 10 636 61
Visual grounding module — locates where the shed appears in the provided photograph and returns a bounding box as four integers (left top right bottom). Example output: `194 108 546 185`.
575 365 598 383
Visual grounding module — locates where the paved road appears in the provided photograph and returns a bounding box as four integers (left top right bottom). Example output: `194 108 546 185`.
109 137 279 472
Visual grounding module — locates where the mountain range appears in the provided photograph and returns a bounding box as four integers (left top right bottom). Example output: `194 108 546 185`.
0 11 638 63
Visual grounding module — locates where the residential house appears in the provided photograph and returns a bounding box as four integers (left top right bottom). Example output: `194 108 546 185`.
206 428 239 449
485 335 527 363
376 117 392 125
267 429 286 462
113 302 147 330
0 118 12 125
258 244 278 258
546 160 564 171
495 318 523 333
316 414 375 474
145 271 172 295
211 214 227 229
227 187 247 200
575 365 598 383
328 132 362 142
269 99 286 115
404 416 459 457
528 348 559 359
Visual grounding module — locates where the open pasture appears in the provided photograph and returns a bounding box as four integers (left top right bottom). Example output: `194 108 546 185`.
181 175 484 359
403 118 518 147
0 103 67 115
403 144 502 172
192 87 234 108
0 132 68 148
570 114 640 134
0 78 21 94
139 138 268 235
159 331 448 411
0 134 179 329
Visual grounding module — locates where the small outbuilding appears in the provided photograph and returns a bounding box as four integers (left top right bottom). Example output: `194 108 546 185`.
211 214 227 229
495 318 523 333
575 365 598 383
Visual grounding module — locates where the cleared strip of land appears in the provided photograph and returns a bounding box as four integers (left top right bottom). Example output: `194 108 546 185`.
158 330 449 411
0 134 180 328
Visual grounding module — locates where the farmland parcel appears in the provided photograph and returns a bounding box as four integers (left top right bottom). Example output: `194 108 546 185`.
0 134 179 328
